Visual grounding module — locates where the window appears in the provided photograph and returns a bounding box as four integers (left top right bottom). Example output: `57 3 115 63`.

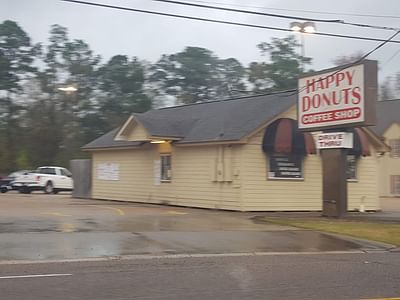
389 139 400 158
391 175 400 195
37 167 56 175
160 155 172 182
60 168 72 177
346 155 358 180
268 154 303 179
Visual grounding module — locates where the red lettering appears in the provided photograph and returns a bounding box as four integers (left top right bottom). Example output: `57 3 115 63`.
336 72 345 86
306 79 315 94
352 87 361 104
342 88 351 104
322 93 331 106
326 75 335 88
311 94 321 109
346 70 354 85
302 96 311 112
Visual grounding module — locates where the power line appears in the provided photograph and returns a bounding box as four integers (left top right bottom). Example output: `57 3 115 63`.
382 48 400 67
154 0 400 31
61 0 400 44
187 0 400 20
292 29 400 97
154 0 343 23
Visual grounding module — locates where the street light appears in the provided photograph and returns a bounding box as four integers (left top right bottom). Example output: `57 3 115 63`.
290 21 316 69
57 86 78 93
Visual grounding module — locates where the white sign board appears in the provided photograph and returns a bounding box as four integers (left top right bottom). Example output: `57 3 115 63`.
97 163 120 181
317 132 353 149
298 64 365 130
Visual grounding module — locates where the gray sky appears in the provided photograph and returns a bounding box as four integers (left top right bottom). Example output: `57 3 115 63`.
2 0 400 81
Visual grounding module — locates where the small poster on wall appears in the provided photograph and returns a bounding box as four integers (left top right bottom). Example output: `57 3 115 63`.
269 155 302 179
97 163 120 181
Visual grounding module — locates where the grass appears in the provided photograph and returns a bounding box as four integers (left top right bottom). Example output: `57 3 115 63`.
263 217 400 247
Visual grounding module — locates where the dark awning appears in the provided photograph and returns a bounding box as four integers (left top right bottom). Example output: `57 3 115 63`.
262 118 316 155
348 128 371 156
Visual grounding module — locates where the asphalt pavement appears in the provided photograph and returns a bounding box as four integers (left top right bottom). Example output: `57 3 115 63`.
0 192 396 262
0 253 399 300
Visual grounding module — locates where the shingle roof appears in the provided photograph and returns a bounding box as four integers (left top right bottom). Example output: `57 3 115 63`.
82 127 145 150
138 91 296 144
83 91 297 149
372 99 400 135
83 94 398 151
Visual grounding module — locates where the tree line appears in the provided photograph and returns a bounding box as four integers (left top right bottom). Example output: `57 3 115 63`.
0 20 397 173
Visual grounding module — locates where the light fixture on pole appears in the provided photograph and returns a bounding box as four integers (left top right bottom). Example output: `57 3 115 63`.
57 86 78 93
290 21 316 69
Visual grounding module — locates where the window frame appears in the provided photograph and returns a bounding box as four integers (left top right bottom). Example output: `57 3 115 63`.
391 175 400 195
160 154 172 182
389 139 400 158
346 155 358 181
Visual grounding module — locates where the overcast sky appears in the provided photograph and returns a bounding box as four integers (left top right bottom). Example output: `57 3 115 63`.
2 0 400 81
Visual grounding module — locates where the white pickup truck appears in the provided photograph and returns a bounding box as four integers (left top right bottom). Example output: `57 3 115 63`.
13 166 74 194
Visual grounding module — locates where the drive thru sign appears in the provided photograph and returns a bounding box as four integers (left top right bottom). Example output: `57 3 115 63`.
297 60 377 218
298 61 376 131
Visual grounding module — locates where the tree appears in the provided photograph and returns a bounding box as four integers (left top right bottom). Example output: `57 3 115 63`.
0 20 38 172
248 35 311 93
97 55 151 129
26 24 101 167
150 47 246 104
332 51 364 66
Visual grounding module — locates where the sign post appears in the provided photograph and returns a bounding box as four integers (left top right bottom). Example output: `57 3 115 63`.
297 60 377 217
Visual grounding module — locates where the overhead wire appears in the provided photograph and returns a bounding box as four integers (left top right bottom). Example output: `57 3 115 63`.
154 0 400 31
153 0 343 23
61 0 400 44
186 0 400 20
291 29 400 97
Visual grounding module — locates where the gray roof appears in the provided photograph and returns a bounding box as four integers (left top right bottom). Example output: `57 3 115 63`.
138 92 296 143
82 127 145 150
372 99 400 135
83 91 298 149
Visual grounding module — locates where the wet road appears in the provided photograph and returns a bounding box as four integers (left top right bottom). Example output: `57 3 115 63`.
0 193 391 261
1 253 399 300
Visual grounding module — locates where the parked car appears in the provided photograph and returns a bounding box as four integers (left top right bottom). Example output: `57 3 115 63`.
0 170 32 193
12 166 74 194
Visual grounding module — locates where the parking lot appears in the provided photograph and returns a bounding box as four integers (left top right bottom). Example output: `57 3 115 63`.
0 192 393 262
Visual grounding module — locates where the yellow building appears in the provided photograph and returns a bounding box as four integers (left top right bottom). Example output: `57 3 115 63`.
83 92 388 211
375 99 400 197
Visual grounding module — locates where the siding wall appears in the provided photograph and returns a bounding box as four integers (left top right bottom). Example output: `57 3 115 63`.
378 123 400 197
92 143 242 210
347 148 380 211
240 130 322 211
239 130 380 211
91 105 380 211
127 122 149 141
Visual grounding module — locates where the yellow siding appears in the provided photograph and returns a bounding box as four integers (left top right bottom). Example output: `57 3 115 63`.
240 130 322 211
91 105 381 211
239 129 380 211
92 144 242 210
378 123 400 197
280 105 297 119
127 122 150 141
348 148 380 211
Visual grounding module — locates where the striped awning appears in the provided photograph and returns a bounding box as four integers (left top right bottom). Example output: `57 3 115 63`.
348 128 371 156
262 118 316 155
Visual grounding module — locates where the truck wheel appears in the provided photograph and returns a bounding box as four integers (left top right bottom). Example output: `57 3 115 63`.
0 186 7 193
44 181 54 194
